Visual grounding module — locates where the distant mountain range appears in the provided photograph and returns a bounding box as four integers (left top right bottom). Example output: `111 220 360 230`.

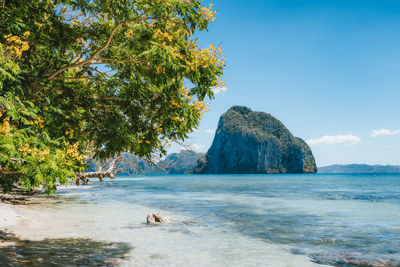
318 164 400 173
87 150 204 175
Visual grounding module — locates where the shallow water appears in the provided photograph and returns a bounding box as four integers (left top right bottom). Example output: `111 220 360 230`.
3 174 400 266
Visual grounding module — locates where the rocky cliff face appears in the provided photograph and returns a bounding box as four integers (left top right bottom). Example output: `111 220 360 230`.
193 106 317 174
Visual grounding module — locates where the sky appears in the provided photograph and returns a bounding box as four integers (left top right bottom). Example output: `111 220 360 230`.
172 0 400 167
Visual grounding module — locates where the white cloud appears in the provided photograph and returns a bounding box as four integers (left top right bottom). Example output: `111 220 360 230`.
307 134 361 146
212 86 227 94
184 143 204 153
205 129 216 134
370 129 400 137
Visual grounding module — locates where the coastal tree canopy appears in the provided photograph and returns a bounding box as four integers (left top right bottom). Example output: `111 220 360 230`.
0 0 225 193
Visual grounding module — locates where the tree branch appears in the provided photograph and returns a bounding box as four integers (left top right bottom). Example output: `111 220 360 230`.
47 20 128 80
87 66 113 79
93 57 145 64
75 155 122 185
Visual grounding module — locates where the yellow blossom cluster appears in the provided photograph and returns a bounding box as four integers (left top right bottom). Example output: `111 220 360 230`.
4 32 30 58
138 124 164 145
18 144 31 157
172 51 184 60
33 148 50 161
181 87 194 101
64 141 86 164
0 117 13 136
178 86 209 117
198 44 225 69
155 65 166 75
192 99 209 116
201 4 217 22
18 144 50 161
170 99 181 108
138 135 151 144
171 116 184 122
66 142 80 157
153 124 163 132
35 22 43 29
208 44 225 67
30 116 44 128
153 28 173 43
126 28 134 38
186 41 225 76
65 129 74 139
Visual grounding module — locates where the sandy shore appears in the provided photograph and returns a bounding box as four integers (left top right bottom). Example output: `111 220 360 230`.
0 202 21 230
0 186 42 232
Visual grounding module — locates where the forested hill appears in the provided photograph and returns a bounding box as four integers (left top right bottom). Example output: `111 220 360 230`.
318 164 400 173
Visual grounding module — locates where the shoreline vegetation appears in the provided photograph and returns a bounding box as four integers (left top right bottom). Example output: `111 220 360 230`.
1 0 225 194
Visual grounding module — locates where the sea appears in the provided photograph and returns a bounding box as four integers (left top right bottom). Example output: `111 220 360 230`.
2 174 400 266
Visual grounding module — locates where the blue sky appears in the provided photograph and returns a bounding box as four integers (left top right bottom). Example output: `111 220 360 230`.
173 0 400 166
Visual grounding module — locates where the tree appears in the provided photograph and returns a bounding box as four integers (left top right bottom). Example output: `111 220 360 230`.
0 0 225 193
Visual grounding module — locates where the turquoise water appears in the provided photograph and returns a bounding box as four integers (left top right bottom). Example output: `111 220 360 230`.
7 174 400 266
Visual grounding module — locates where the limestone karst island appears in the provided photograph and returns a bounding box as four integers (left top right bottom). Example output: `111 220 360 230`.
193 106 316 174
1 0 400 266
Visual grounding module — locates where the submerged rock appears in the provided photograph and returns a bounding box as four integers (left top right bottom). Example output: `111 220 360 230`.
193 106 317 174
311 252 399 267
146 213 171 224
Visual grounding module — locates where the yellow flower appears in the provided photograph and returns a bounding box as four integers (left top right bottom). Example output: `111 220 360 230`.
126 29 134 38
0 117 12 136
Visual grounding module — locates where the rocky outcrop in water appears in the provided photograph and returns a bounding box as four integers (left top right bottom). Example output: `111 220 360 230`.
146 213 171 224
193 106 317 174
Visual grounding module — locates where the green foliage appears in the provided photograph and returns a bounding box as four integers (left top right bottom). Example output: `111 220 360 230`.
0 92 85 194
0 0 224 193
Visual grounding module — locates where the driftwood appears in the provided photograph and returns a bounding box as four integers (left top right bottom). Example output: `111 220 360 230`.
74 155 122 185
